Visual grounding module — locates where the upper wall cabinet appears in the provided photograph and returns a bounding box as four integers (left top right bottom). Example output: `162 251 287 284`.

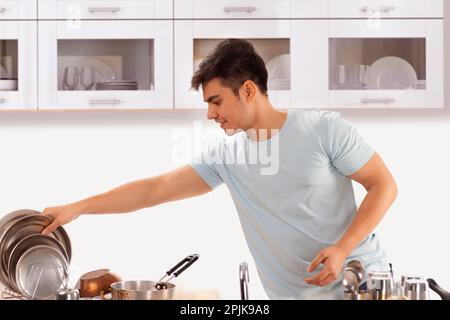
174 0 329 19
38 19 173 109
175 20 292 109
0 0 445 111
325 19 443 109
329 0 443 18
38 0 173 19
0 21 38 110
174 19 328 109
174 0 443 19
0 0 37 20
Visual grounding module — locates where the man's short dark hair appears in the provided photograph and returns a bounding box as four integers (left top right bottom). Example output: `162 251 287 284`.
191 39 268 97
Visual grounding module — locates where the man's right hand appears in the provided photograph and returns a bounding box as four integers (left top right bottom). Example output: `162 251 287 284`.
41 203 83 234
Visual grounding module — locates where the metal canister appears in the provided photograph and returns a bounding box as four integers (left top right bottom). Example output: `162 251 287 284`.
403 279 428 300
400 275 423 297
55 288 80 300
368 271 394 300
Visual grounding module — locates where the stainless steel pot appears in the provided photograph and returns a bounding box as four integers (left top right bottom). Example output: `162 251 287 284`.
111 280 175 300
110 254 199 300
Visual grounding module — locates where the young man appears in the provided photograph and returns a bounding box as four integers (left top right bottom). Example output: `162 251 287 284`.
42 39 397 299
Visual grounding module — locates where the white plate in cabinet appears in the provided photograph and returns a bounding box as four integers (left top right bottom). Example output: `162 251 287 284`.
329 0 443 18
0 21 37 110
327 19 443 109
174 20 298 109
38 20 173 110
0 0 37 20
39 0 172 20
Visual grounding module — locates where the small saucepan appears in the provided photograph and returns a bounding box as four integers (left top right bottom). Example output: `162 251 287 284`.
110 254 199 300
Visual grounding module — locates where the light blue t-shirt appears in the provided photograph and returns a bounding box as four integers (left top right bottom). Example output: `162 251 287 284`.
190 109 389 300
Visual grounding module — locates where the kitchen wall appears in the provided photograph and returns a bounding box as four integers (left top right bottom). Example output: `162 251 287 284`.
0 5 449 299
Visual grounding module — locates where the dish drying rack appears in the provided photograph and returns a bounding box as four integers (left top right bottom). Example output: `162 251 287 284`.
1 263 71 300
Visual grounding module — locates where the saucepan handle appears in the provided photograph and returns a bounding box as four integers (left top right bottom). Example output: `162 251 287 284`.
427 278 450 300
166 254 200 278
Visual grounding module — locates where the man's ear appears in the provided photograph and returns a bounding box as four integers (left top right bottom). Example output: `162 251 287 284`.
242 81 256 102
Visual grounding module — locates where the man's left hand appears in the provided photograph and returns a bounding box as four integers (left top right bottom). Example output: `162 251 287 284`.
304 245 348 287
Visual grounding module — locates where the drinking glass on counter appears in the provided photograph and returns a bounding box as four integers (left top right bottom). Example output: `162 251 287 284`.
403 279 429 300
367 271 394 300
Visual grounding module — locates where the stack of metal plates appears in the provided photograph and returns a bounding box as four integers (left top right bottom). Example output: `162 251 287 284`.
0 209 71 300
95 80 138 90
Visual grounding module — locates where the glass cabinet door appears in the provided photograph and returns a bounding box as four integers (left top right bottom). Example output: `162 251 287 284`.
38 20 173 109
327 19 443 108
174 20 293 109
0 21 37 110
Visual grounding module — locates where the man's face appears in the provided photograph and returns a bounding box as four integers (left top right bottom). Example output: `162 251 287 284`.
202 78 253 135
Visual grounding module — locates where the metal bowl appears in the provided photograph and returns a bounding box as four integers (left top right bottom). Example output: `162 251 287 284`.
14 244 69 300
0 211 71 291
0 209 42 288
78 269 122 298
7 234 68 293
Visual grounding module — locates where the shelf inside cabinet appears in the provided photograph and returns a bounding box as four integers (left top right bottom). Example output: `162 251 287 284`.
194 38 290 91
0 40 18 91
329 38 426 91
57 39 154 92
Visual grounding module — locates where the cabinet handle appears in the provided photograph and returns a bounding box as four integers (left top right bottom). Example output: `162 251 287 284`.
89 99 122 105
223 6 256 14
360 6 396 14
88 7 121 14
0 7 6 14
358 98 396 105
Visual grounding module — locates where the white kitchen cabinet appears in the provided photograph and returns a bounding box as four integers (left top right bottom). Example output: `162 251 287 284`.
325 19 443 109
175 0 289 19
290 20 329 108
174 0 329 19
291 0 329 18
38 0 172 20
0 21 37 110
174 20 297 109
0 0 37 20
38 20 173 110
329 0 443 18
0 0 445 111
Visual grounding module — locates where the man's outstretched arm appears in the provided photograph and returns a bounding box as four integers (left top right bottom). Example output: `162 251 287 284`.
42 165 211 234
